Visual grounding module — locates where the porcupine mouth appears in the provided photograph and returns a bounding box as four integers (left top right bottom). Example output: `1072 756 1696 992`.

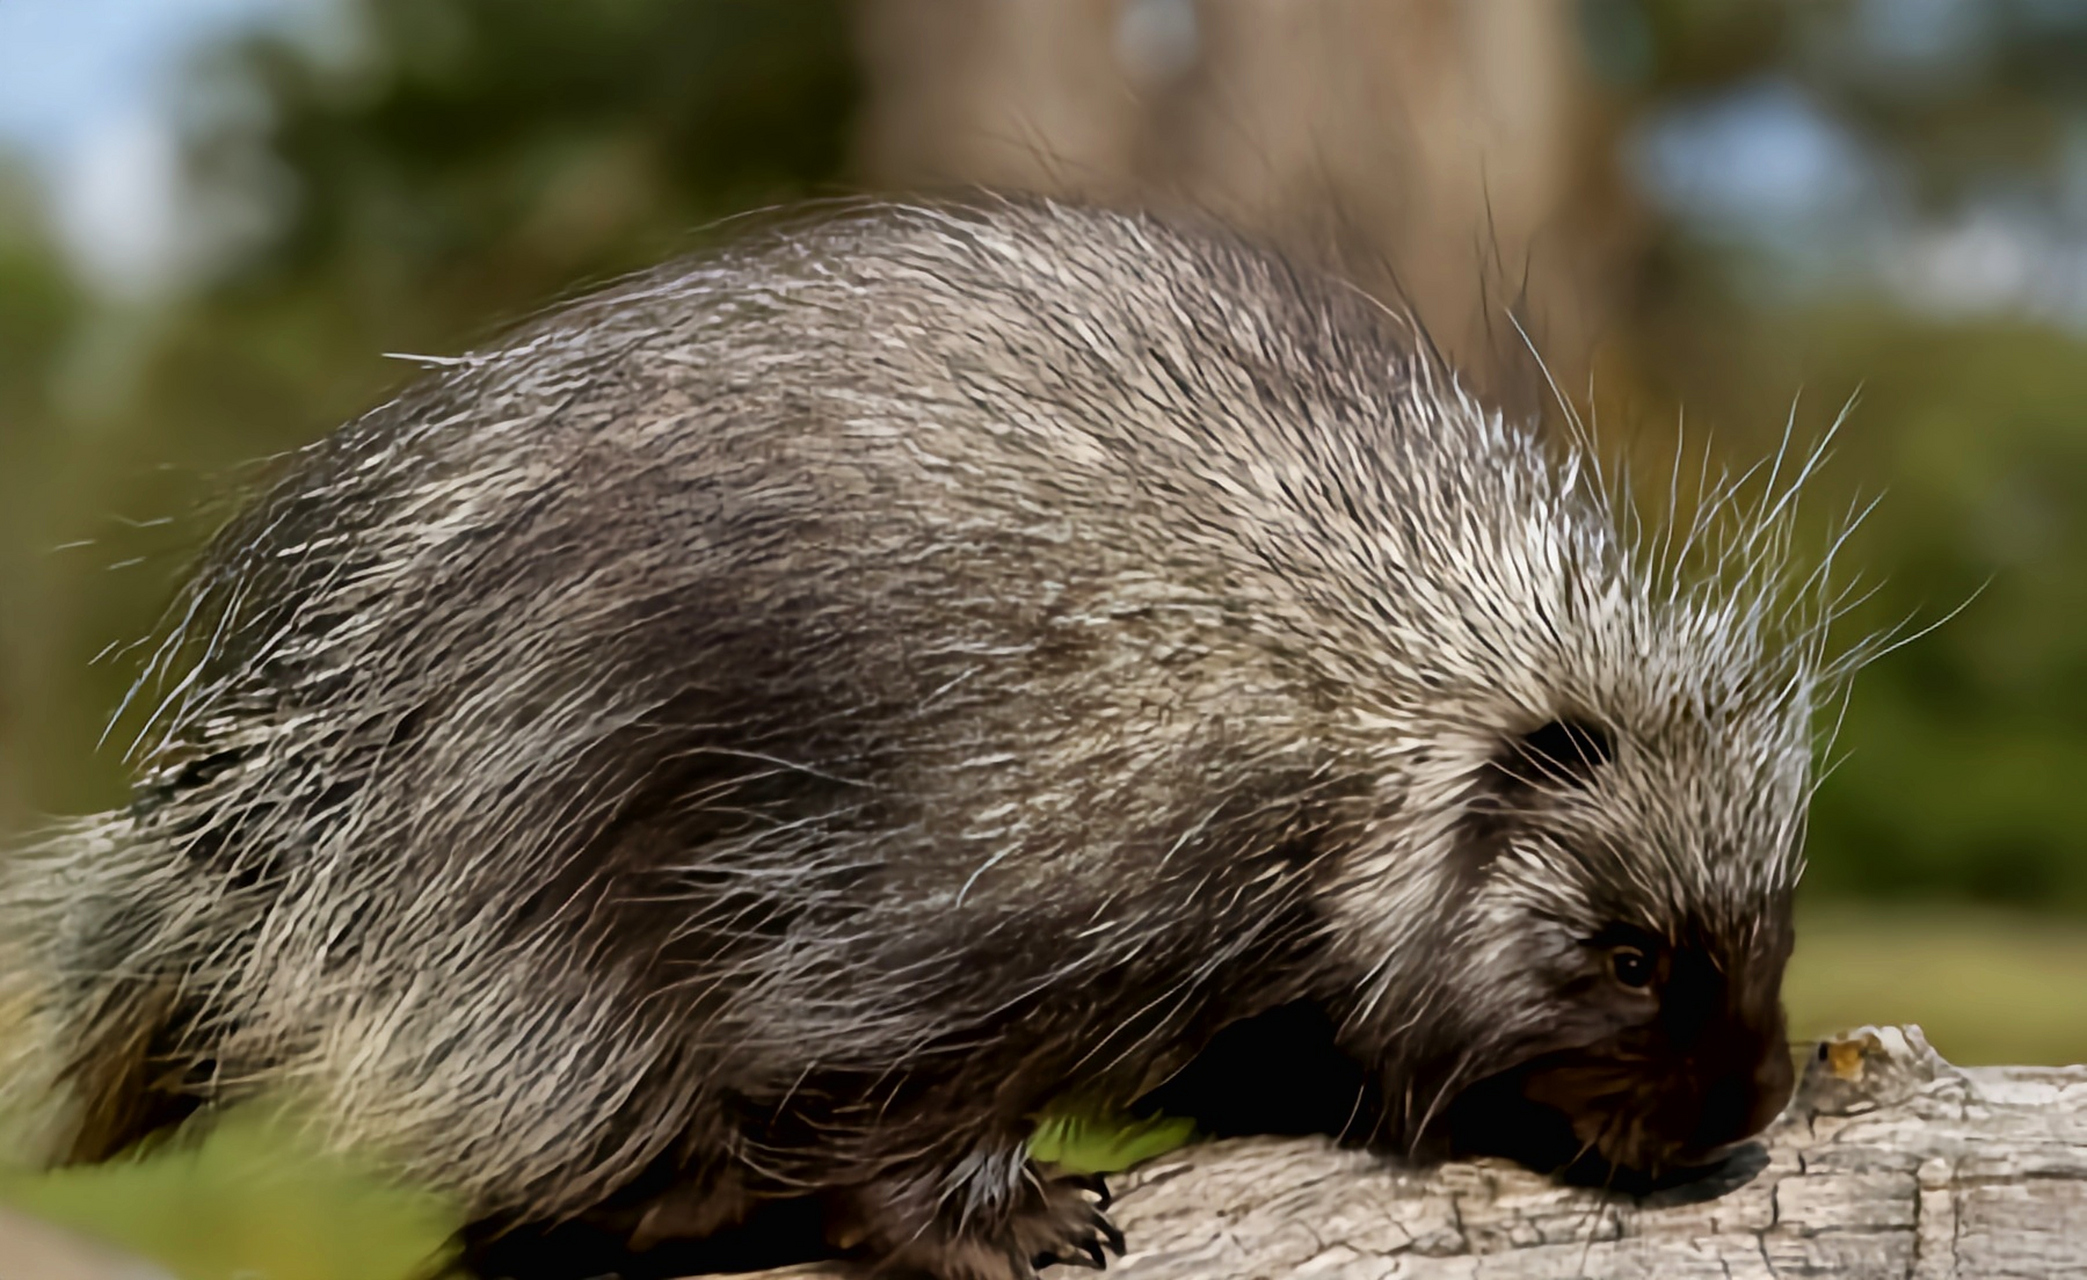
1135 1002 1786 1199
1433 1040 1789 1198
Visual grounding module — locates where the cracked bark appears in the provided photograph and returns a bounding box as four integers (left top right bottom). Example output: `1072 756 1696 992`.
726 1026 2087 1279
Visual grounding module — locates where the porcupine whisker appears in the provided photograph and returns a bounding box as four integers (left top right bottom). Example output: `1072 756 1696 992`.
1565 1104 1628 1263
1574 1114 1630 1274
1405 1047 1479 1161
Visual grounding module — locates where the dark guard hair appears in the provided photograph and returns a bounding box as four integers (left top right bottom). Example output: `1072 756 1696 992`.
0 198 1867 1280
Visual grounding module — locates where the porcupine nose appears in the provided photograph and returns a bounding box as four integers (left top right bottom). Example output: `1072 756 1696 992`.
1683 1029 1795 1157
1745 1033 1797 1133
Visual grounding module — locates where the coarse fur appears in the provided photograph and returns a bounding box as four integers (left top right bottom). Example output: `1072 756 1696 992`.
0 198 1860 1278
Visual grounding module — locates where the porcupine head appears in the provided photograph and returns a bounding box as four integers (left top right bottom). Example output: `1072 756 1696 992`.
1308 405 1839 1186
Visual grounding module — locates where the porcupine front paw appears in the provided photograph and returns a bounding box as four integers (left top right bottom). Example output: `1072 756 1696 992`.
1015 1171 1123 1274
836 1161 1122 1279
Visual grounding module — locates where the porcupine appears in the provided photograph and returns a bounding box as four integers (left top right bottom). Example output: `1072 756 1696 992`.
0 198 1851 1279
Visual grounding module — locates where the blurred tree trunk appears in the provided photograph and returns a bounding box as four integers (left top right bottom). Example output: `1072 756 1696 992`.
851 0 1642 411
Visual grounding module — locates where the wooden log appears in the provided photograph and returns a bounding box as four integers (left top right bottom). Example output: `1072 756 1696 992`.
727 1026 2087 1278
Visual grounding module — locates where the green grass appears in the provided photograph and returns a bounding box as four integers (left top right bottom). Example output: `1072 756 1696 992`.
2 902 2082 1279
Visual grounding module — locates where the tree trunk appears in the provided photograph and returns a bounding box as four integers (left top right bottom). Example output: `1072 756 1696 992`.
850 0 1640 410
728 1026 2087 1278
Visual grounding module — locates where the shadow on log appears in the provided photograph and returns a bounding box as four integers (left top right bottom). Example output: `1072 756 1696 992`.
723 1026 2087 1279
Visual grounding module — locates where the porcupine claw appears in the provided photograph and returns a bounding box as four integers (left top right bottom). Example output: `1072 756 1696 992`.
1062 1170 1113 1209
1097 1215 1126 1257
1032 1246 1108 1271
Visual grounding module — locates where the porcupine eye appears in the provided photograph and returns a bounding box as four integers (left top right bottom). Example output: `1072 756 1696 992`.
1584 924 1663 992
1609 946 1655 989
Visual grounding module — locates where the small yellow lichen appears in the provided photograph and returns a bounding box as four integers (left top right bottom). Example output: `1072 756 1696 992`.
1825 1033 1881 1082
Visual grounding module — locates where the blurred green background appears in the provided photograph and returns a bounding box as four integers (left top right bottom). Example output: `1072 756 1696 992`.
2 1 2086 1276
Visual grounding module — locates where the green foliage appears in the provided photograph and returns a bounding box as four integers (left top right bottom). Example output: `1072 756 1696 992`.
0 161 91 814
1585 2 2087 911
1806 320 2087 906
215 0 858 305
1030 1114 1200 1177
1609 298 2087 908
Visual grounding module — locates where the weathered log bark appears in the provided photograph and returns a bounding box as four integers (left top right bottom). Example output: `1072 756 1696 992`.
727 1026 2087 1279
